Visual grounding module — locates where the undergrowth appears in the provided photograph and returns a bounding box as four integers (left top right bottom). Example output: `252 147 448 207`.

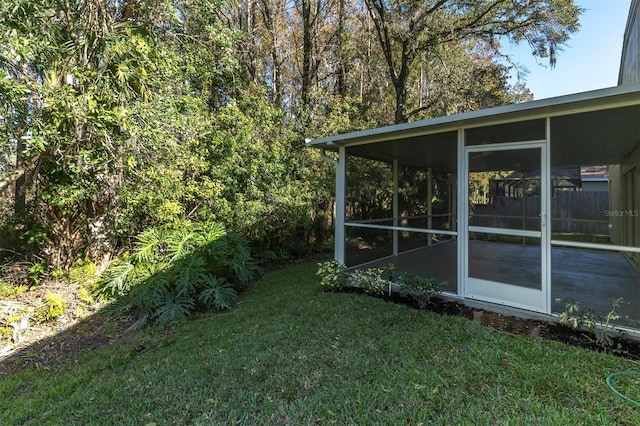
98 220 258 324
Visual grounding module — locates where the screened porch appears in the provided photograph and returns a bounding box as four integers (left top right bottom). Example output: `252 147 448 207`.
311 86 640 329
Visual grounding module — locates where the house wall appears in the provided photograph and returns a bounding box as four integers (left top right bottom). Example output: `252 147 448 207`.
619 0 640 85
610 0 640 269
623 145 640 268
609 165 624 244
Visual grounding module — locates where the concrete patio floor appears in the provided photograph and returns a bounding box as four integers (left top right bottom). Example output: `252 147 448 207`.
358 239 640 327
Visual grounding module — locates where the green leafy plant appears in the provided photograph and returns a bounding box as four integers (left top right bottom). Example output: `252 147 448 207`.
0 283 28 298
350 267 387 295
317 261 444 305
556 297 628 349
66 258 100 291
77 288 94 305
317 261 349 291
35 292 67 322
98 220 257 324
0 313 28 343
25 223 47 247
397 272 446 309
318 261 445 303
28 262 47 286
0 326 12 341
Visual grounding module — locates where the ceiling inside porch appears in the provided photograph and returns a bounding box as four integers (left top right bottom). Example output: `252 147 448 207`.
550 105 640 167
346 130 459 172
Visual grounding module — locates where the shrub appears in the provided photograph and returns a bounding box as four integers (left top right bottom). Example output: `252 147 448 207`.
317 261 444 304
98 220 257 324
28 262 47 286
350 268 387 295
317 261 349 291
397 272 445 309
556 297 628 349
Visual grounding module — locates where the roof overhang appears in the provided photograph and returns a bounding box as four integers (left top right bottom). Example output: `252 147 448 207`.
307 84 640 151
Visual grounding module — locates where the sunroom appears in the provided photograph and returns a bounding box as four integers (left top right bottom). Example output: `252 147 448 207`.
307 85 640 328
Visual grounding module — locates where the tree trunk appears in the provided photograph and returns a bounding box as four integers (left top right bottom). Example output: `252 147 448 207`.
301 0 313 106
335 0 347 97
393 46 412 124
13 134 26 218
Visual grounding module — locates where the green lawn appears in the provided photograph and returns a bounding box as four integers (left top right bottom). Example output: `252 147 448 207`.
1 262 639 425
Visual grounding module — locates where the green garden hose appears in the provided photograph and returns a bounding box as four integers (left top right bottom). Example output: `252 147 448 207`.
606 372 640 407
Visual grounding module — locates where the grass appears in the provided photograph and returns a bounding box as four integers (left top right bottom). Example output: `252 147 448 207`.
1 262 639 424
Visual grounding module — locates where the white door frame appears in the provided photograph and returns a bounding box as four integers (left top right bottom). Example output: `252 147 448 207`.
460 139 550 313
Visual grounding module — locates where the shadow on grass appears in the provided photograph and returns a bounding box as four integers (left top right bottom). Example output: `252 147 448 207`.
0 306 141 377
0 253 331 377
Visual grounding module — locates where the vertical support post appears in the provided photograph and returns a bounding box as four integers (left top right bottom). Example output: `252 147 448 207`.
335 146 347 264
522 175 527 246
543 117 552 314
427 167 433 246
450 174 457 234
457 127 466 298
393 159 399 256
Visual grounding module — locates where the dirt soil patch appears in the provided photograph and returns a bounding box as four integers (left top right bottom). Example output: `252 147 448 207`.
0 275 139 377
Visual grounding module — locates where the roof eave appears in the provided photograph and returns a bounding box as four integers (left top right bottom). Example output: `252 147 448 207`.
306 84 640 149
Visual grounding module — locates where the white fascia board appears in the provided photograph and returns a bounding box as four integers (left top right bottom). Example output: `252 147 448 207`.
306 84 640 149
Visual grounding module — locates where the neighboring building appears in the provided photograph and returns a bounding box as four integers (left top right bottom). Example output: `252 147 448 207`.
580 166 608 192
308 2 639 326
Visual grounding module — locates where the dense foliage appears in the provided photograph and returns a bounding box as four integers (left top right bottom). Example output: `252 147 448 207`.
0 0 582 274
99 220 257 323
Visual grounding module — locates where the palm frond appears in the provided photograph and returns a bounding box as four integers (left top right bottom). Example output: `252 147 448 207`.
99 260 135 296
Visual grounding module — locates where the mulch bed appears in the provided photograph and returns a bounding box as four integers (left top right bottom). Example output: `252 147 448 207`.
382 291 640 361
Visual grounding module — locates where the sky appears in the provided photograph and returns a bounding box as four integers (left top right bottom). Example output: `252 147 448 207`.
502 0 633 100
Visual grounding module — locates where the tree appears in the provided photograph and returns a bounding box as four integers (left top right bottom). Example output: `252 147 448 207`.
0 0 240 267
363 0 581 123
